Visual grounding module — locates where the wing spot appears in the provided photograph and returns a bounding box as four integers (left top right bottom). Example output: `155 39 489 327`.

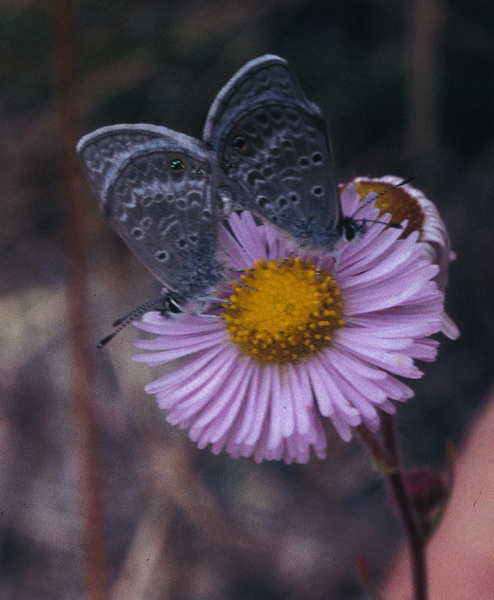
170 159 185 173
231 134 249 151
257 196 271 209
188 191 202 206
177 238 188 249
132 227 144 239
140 217 152 229
155 250 169 262
154 193 164 203
299 156 310 168
278 196 287 208
289 192 299 204
312 152 323 164
311 186 324 196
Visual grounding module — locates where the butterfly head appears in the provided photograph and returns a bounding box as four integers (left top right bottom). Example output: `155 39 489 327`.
161 293 184 316
340 216 368 242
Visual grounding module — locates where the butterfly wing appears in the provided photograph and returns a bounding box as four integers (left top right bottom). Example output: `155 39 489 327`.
203 55 342 250
77 124 223 304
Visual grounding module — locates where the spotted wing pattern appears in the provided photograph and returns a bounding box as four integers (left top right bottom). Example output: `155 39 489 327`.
204 55 343 251
77 124 224 305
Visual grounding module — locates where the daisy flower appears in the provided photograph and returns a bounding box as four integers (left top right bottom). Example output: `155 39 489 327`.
132 187 446 464
348 176 459 340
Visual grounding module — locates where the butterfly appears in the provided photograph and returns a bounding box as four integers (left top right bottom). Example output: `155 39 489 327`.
203 54 364 251
77 125 229 319
77 55 364 325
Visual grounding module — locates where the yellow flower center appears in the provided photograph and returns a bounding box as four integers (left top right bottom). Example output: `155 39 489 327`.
354 180 425 237
221 257 345 364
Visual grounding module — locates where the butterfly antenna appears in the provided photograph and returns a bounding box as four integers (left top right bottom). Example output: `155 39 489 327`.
97 296 164 349
351 175 417 219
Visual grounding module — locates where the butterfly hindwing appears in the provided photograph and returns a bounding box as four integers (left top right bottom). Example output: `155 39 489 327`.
77 124 224 303
203 55 343 250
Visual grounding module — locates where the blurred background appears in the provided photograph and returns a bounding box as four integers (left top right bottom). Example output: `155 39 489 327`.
1 0 494 598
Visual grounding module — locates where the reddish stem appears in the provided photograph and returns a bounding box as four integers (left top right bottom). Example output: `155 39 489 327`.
52 0 110 598
381 412 427 600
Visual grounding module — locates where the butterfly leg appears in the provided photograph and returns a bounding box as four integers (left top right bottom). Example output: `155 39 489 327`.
332 249 342 273
197 299 227 320
277 250 295 269
209 297 232 307
316 252 329 281
235 280 258 291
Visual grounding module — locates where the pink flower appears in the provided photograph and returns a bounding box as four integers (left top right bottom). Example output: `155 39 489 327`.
349 176 459 339
132 190 445 464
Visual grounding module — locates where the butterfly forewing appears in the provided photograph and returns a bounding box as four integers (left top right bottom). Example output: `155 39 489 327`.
204 55 343 250
77 124 224 304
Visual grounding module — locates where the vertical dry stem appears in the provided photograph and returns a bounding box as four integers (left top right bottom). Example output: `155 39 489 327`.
52 0 110 597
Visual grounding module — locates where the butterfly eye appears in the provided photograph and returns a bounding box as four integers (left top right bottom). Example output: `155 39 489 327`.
169 159 185 172
164 295 183 314
231 134 249 152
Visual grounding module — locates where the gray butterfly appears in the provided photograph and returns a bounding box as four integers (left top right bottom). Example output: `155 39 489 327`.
77 124 229 318
204 54 364 251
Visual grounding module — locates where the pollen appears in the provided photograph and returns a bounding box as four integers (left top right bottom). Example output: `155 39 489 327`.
354 180 425 238
221 257 344 364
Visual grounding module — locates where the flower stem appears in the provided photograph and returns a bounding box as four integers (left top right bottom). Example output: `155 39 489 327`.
381 412 427 600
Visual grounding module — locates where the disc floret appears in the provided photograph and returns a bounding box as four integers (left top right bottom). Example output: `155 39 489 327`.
221 257 344 364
